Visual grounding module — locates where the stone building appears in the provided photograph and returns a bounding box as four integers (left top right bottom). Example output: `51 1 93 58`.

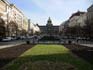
0 0 29 38
59 20 69 36
87 4 93 38
59 11 87 37
39 17 59 36
28 19 40 36
87 4 93 24
0 0 10 37
8 4 24 37
68 11 86 27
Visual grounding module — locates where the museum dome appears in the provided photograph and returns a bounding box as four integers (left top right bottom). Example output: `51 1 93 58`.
46 17 53 26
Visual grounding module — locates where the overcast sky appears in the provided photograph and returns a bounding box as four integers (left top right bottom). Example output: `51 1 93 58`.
8 0 92 25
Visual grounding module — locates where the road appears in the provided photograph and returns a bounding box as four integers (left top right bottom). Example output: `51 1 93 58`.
0 38 93 49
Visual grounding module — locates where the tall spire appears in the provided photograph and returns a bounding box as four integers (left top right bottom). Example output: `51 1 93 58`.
48 17 51 22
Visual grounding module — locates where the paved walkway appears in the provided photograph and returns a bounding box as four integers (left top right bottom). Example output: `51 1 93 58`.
0 41 25 49
80 44 93 48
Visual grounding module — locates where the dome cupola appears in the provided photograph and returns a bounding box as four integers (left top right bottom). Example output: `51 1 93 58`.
46 17 53 26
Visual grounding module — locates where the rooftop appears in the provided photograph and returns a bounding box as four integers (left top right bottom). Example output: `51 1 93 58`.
69 11 86 19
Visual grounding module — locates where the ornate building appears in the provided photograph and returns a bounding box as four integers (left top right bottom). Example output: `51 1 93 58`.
39 17 59 35
0 0 9 37
0 0 29 38
68 11 86 27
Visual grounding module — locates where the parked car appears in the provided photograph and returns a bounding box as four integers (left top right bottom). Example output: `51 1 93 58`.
2 37 12 42
16 36 22 40
20 36 26 40
11 37 17 40
76 37 91 41
0 37 2 41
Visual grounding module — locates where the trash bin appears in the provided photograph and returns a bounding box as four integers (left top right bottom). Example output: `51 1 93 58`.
68 40 71 44
26 41 30 44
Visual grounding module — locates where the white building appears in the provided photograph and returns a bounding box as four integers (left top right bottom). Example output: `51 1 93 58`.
0 0 10 25
33 24 40 34
28 19 40 35
0 0 29 37
77 13 87 27
68 11 86 27
59 20 69 32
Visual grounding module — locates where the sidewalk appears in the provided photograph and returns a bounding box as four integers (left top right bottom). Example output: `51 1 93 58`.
80 44 93 48
0 42 25 49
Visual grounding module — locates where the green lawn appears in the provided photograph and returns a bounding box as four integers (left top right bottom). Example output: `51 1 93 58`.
3 44 92 70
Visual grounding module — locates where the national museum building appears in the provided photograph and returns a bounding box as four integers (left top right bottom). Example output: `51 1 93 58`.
39 17 59 35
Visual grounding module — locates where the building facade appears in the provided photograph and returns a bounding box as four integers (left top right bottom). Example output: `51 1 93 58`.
68 11 86 27
39 17 59 36
59 11 87 37
87 4 93 24
28 19 40 36
59 20 69 36
0 0 9 37
22 16 28 36
87 4 93 38
8 4 24 37
0 0 29 38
